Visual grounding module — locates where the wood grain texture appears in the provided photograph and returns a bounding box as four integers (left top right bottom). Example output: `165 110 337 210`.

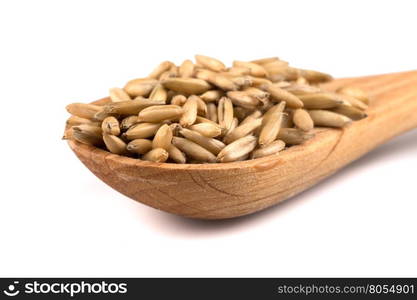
68 70 417 219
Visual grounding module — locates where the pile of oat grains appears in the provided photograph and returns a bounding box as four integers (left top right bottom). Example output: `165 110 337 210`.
64 55 369 163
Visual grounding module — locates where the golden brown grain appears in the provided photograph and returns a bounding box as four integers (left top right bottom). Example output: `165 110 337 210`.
148 61 174 79
249 76 273 88
337 86 369 104
283 83 322 95
259 102 286 146
179 59 195 78
189 122 222 138
224 117 239 137
195 116 220 127
72 124 103 146
126 139 153 154
179 128 225 155
168 123 181 136
298 69 332 83
280 112 294 128
200 90 223 102
337 94 368 110
171 94 187 106
217 97 234 130
120 116 138 131
274 81 292 88
227 91 259 110
142 148 169 162
224 117 262 144
101 116 121 135
225 67 251 76
251 140 286 159
308 110 352 128
179 96 198 127
66 116 98 127
277 128 314 145
206 103 218 122
267 66 299 82
62 127 74 140
262 61 291 74
149 84 168 102
167 144 186 163
293 109 314 132
262 101 286 123
233 106 249 121
123 78 158 97
93 108 117 122
233 61 267 77
152 124 173 150
296 77 308 85
195 96 207 116
138 105 183 123
125 123 162 140
103 134 127 154
243 87 269 100
105 97 165 115
162 78 211 95
250 57 280 65
172 136 217 162
159 70 174 81
66 103 102 119
331 105 367 120
229 76 252 88
265 85 304 108
195 55 226 72
109 87 131 102
240 110 262 126
298 93 343 109
196 69 237 91
217 135 257 163
167 64 179 78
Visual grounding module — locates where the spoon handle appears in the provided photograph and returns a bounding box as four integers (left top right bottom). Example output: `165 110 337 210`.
323 70 417 161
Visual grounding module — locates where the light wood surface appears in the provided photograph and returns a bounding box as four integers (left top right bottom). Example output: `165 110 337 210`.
68 70 417 219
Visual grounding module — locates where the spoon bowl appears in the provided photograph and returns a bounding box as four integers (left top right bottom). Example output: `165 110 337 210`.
69 70 417 219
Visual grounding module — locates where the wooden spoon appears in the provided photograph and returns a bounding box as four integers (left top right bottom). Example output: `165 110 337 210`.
68 70 417 219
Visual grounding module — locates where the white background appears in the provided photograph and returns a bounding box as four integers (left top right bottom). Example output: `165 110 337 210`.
0 0 416 277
